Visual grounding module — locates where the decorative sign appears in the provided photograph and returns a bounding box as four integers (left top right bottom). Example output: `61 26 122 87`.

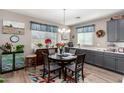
2 20 25 35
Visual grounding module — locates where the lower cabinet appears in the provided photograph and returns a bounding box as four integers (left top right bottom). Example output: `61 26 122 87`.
94 52 104 67
0 51 24 74
103 55 116 71
66 47 124 74
116 57 124 73
85 51 95 64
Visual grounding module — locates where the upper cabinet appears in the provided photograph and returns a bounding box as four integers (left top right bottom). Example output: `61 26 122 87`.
107 19 124 42
118 19 124 42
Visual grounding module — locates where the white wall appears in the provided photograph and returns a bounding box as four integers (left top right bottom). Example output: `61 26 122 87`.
0 10 61 56
70 18 109 48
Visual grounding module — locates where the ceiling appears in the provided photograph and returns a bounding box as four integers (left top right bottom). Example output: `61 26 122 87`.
7 9 124 26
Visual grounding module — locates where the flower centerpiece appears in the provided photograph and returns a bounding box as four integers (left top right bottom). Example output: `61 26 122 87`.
56 43 65 54
45 38 52 48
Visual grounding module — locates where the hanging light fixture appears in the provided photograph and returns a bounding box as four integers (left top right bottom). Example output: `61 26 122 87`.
58 9 70 33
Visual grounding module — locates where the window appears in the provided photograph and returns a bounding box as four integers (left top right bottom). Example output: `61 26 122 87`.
31 22 58 47
77 25 95 46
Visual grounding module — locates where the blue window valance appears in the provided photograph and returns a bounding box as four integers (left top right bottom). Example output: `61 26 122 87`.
30 21 58 33
76 24 95 33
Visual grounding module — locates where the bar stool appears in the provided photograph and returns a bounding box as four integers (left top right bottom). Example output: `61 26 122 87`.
25 54 37 70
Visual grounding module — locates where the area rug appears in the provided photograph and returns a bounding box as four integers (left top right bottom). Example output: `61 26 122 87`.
28 69 91 83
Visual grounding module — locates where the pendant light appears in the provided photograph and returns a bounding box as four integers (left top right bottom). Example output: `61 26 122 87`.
58 9 70 33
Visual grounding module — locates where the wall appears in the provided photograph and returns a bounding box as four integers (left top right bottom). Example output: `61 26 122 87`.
0 10 61 56
70 18 109 48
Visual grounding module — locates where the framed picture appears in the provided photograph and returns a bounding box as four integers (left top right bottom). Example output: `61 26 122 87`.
2 20 25 35
61 33 70 40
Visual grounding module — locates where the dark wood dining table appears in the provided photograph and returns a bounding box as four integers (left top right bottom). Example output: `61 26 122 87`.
48 53 77 79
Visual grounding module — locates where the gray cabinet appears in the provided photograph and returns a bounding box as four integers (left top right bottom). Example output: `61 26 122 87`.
107 20 118 42
107 19 124 42
103 53 116 71
118 19 124 42
94 52 104 67
76 49 86 54
85 50 95 64
116 54 124 74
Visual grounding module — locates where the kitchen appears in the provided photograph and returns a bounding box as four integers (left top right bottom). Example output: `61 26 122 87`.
0 9 124 83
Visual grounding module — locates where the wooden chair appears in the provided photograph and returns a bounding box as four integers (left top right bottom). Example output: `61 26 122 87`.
48 48 56 55
25 54 37 70
42 52 61 83
64 54 86 83
69 49 76 55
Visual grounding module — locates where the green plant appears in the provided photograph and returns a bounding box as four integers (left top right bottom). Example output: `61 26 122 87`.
16 44 24 52
0 78 4 83
37 43 43 48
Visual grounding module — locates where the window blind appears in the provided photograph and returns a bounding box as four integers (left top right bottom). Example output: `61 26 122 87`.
76 24 95 33
30 21 58 33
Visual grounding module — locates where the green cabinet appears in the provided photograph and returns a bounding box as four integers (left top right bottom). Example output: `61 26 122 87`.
0 51 24 73
1 53 13 72
15 53 24 69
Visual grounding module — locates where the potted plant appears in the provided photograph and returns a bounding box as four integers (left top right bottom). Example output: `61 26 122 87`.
36 43 43 48
16 44 24 52
4 42 12 52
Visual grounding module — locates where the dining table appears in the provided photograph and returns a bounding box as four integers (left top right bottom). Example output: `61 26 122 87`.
48 53 77 79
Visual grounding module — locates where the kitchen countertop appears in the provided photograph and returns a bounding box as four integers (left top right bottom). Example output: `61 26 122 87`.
67 47 124 55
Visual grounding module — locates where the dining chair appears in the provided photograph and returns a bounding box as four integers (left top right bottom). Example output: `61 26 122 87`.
42 52 61 83
48 48 56 55
64 54 86 83
69 49 76 55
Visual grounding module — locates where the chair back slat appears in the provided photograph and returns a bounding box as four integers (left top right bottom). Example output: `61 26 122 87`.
42 52 50 69
48 49 56 55
69 49 76 55
75 54 86 71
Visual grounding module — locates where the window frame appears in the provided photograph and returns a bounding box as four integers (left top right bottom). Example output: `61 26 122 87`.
30 21 59 47
76 24 95 46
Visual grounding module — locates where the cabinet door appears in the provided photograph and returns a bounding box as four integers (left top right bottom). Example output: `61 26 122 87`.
15 53 24 69
2 54 13 72
94 53 103 67
107 20 118 42
85 51 95 64
118 19 124 42
104 56 116 71
116 58 124 74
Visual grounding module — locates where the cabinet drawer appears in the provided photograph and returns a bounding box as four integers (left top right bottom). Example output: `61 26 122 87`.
117 54 124 58
104 53 116 57
94 51 104 55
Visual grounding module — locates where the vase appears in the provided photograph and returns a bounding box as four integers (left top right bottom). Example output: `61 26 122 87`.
46 45 49 48
59 48 63 54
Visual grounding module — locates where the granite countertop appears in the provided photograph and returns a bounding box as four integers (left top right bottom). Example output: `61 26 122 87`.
67 47 124 55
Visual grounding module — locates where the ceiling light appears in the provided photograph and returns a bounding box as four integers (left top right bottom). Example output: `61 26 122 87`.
58 9 70 33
